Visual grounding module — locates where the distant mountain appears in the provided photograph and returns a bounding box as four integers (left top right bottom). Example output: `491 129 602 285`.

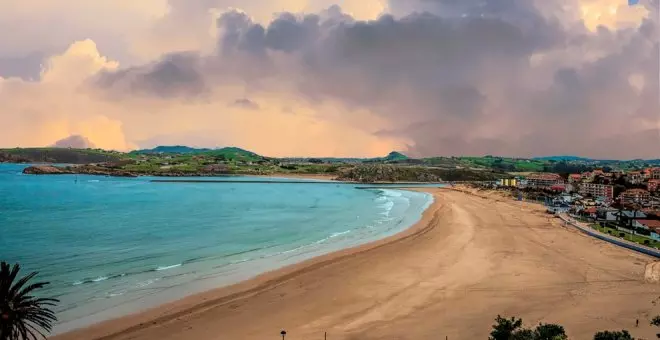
133 145 211 154
51 135 96 149
532 155 593 162
384 151 409 162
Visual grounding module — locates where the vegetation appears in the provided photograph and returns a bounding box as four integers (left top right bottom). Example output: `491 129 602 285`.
590 224 660 249
6 146 660 181
489 315 567 340
132 145 211 154
0 148 121 164
488 315 660 340
0 262 59 340
335 165 508 183
592 330 634 340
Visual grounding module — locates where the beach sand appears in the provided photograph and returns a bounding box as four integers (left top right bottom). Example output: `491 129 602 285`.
53 188 660 340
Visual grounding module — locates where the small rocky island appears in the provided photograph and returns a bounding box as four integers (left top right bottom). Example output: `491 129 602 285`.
23 165 138 177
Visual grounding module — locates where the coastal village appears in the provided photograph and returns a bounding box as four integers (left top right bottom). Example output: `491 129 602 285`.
488 167 660 248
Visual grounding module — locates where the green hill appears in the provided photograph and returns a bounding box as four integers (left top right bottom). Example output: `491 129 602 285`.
133 146 211 154
203 147 264 162
384 151 409 162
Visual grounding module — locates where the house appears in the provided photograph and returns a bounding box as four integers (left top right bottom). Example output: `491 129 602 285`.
581 172 594 182
568 174 582 183
579 183 614 200
526 173 564 188
633 219 660 231
633 220 660 241
583 207 598 219
648 179 660 192
564 183 577 193
626 171 644 185
550 184 566 192
619 189 651 205
652 168 660 180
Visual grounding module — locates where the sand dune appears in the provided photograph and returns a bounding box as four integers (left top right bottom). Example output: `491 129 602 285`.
53 188 660 340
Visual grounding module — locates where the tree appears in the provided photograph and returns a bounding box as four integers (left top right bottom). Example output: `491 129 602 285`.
489 316 567 340
0 262 59 340
534 323 568 340
490 315 525 340
651 315 660 338
593 330 634 340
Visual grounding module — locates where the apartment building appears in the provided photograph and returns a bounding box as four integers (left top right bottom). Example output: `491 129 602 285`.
526 173 564 188
619 189 650 205
652 168 660 180
579 183 614 200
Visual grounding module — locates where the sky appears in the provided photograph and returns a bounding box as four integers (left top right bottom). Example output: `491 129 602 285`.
0 0 658 158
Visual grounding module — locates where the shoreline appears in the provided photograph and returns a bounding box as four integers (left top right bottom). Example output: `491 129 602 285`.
52 187 436 338
53 187 660 340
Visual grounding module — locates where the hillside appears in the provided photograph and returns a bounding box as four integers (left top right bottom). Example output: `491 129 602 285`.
133 146 211 154
202 147 264 162
0 148 121 164
336 165 509 183
8 144 660 178
533 155 593 162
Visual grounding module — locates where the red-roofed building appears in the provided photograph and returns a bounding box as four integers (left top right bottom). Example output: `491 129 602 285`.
648 179 660 192
568 174 582 183
550 185 566 192
526 173 564 188
633 219 660 233
581 172 594 182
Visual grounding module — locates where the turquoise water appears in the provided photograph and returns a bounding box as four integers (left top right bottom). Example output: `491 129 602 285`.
0 164 434 333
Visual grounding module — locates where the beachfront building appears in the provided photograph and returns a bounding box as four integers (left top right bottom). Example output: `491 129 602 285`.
526 173 564 188
568 174 581 183
633 219 660 231
579 183 614 200
498 178 517 187
619 189 651 205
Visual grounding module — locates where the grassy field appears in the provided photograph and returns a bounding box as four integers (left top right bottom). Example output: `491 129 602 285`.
590 224 660 249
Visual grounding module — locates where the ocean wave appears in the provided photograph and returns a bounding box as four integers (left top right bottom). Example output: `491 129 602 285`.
155 263 182 271
379 189 403 197
330 230 351 238
69 247 282 286
71 263 179 286
136 278 160 288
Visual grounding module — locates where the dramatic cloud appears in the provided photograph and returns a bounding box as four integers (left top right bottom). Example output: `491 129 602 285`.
0 0 658 158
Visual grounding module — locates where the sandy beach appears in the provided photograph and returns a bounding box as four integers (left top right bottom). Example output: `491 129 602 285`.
53 188 660 340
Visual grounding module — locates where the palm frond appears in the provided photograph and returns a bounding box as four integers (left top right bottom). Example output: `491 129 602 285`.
0 261 59 340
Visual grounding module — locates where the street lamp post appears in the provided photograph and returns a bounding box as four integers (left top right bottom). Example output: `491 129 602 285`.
280 330 287 340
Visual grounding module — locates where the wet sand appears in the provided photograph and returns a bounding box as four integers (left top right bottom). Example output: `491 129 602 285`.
53 188 660 340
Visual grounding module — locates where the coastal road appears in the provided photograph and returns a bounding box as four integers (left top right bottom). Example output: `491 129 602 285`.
54 189 660 340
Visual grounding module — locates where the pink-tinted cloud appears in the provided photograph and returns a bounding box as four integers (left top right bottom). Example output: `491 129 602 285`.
0 0 658 158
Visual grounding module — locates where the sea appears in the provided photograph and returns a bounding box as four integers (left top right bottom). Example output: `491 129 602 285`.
0 163 435 334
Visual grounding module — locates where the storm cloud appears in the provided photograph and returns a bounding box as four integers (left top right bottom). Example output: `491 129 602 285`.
1 0 658 158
